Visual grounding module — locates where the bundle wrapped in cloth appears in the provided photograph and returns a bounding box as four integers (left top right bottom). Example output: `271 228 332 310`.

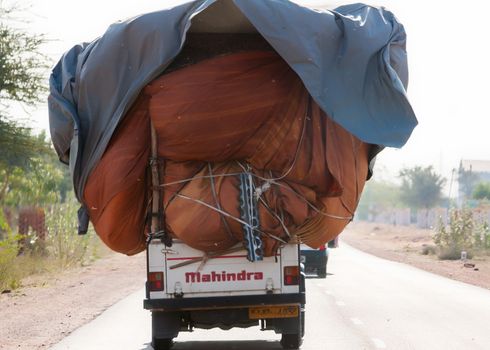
84 50 371 256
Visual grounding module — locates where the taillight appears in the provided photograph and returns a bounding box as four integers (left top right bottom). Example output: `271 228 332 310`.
284 266 299 285
148 271 164 291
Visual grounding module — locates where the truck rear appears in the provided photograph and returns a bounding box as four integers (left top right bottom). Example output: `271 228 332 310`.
144 238 305 350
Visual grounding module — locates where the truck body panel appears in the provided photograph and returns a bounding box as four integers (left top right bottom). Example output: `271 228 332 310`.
148 241 300 299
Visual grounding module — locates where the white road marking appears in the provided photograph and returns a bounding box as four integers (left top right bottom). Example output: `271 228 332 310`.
371 338 387 349
336 301 346 306
350 317 363 325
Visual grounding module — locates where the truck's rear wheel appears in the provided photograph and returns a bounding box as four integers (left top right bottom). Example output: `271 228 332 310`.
280 309 304 349
152 337 173 350
280 333 303 349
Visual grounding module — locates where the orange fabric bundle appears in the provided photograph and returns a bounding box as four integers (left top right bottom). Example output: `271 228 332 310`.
147 51 305 165
161 161 317 256
84 96 150 255
84 51 370 256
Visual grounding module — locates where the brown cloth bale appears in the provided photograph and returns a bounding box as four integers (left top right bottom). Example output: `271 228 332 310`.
147 50 338 196
84 95 150 255
83 50 371 256
163 162 242 253
146 51 306 165
162 161 316 255
294 117 371 248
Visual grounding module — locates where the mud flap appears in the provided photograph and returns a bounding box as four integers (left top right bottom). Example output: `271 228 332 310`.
152 311 181 339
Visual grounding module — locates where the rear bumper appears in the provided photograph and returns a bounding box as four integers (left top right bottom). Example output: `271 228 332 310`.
144 292 305 311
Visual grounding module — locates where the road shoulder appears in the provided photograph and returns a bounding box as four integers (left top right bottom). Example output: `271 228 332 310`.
0 252 145 350
342 221 490 290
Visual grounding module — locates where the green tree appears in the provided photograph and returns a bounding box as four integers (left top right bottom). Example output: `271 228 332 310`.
458 166 479 199
0 119 47 203
357 180 401 220
0 2 49 151
399 166 446 209
0 3 48 106
0 3 57 205
472 182 490 200
2 139 70 206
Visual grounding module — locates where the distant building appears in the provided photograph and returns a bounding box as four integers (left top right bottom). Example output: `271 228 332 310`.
458 159 490 204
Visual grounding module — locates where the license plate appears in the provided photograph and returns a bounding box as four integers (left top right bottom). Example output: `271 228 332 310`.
249 304 299 319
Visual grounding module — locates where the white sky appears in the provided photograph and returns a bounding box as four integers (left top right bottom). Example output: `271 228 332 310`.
7 0 490 185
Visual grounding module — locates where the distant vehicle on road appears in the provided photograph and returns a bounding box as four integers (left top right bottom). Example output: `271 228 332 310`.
300 238 338 278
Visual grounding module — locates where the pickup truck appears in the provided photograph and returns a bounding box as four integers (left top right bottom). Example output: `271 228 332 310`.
144 238 306 350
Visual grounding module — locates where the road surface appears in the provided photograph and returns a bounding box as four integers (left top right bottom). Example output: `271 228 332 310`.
50 244 490 350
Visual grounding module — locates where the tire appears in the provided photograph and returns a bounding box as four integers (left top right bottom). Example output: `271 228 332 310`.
152 337 173 350
280 309 304 349
280 333 303 349
318 253 328 278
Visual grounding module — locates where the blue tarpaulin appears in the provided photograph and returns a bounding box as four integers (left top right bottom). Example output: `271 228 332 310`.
48 0 417 202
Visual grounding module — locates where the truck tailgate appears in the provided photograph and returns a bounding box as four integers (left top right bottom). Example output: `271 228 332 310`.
148 241 297 298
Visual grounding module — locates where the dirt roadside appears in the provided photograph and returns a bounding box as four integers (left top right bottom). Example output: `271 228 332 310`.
342 221 490 290
0 252 146 350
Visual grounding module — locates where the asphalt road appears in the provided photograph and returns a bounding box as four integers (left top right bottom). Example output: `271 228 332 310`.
50 244 490 350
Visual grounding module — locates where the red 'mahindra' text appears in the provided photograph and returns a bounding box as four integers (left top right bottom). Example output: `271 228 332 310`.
185 270 264 283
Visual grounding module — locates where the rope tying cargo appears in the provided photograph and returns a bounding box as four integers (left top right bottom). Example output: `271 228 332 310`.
208 163 235 240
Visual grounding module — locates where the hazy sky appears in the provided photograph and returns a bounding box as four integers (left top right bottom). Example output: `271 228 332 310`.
8 0 490 185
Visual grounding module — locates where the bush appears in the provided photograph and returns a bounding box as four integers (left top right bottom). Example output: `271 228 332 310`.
473 222 490 250
434 209 474 260
437 245 473 260
0 201 104 291
45 202 92 269
0 210 17 290
0 231 22 291
421 244 437 255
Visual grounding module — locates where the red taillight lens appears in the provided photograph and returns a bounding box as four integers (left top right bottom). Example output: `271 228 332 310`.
149 271 164 291
284 266 299 285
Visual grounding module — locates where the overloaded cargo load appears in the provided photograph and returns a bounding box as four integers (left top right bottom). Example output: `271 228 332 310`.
84 49 371 255
48 0 417 256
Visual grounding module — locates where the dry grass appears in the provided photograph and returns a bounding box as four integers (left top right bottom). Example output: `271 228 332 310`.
0 201 107 292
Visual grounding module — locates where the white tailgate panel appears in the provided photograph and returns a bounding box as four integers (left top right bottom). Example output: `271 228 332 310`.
166 243 281 295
